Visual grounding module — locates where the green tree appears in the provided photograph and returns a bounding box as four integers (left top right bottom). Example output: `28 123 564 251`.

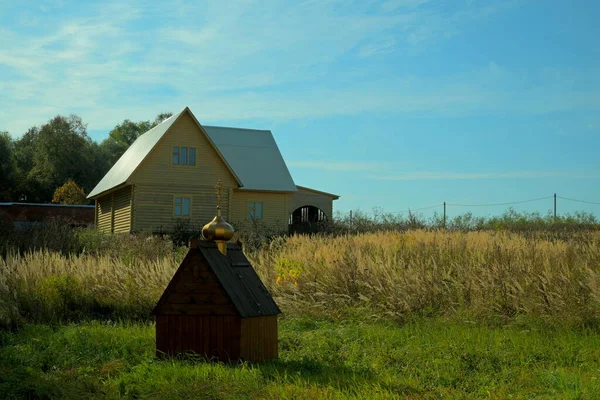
0 131 17 201
101 113 173 166
52 179 88 204
153 112 173 126
101 119 152 166
11 115 105 202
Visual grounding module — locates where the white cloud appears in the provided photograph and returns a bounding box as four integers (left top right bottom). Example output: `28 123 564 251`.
358 38 397 58
2 0 596 139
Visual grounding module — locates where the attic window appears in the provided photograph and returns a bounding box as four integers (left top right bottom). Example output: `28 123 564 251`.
249 202 262 220
173 147 196 166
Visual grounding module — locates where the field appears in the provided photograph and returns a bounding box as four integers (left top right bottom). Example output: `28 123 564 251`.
1 225 600 398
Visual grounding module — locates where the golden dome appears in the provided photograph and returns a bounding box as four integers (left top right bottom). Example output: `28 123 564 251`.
202 180 235 253
202 213 235 242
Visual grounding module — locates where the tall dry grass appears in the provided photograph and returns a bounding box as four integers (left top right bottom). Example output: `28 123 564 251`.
255 230 600 325
2 230 600 328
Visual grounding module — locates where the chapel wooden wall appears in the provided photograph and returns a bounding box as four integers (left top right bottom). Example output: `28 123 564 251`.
156 315 241 359
240 315 278 362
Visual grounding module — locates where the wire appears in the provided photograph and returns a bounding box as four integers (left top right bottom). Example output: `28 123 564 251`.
403 204 443 212
351 204 442 217
445 196 553 207
343 194 600 217
557 196 600 205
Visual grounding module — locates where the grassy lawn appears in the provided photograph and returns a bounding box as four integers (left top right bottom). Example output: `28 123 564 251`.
2 317 600 399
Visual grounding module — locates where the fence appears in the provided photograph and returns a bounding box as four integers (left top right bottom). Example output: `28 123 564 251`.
338 193 600 228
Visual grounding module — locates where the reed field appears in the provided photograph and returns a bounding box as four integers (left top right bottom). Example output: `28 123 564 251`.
2 228 600 327
2 220 600 398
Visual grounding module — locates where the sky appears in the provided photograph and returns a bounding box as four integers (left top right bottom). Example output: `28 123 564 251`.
1 0 599 219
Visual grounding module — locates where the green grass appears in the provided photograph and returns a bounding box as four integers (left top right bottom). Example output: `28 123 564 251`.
2 317 600 399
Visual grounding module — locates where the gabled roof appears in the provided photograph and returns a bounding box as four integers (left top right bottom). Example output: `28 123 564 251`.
88 107 296 199
204 126 297 192
87 110 186 198
153 241 281 318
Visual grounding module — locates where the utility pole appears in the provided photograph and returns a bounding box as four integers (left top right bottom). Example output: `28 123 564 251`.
443 201 446 228
554 193 557 219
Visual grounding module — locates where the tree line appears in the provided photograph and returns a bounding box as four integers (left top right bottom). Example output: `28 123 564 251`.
0 112 172 203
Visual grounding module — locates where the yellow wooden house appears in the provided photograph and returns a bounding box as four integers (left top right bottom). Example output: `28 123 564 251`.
87 107 339 234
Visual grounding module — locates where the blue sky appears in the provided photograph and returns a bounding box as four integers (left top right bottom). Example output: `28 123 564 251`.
1 0 599 219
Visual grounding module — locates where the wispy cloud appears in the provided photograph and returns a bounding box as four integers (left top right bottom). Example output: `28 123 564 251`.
2 0 596 138
370 171 600 181
358 38 397 58
288 160 397 172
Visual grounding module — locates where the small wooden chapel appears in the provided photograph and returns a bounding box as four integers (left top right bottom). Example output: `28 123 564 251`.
153 182 281 362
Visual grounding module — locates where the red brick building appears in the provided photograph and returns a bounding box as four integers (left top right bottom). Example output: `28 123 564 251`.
0 203 95 228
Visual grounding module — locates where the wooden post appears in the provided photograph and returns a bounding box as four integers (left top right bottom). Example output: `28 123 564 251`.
554 193 557 219
443 201 446 228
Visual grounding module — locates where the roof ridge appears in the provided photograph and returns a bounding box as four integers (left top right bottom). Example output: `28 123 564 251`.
203 125 271 133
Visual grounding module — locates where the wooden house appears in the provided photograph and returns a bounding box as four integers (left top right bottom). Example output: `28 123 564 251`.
153 198 280 362
87 107 339 234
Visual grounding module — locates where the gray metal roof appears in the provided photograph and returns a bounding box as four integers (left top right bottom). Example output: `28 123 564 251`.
203 126 297 192
87 110 185 198
88 108 297 198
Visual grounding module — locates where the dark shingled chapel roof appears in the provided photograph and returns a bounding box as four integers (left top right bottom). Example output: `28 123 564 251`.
198 241 281 318
154 241 281 318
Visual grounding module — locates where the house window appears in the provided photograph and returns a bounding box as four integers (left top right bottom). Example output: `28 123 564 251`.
174 197 191 216
181 147 187 165
173 147 196 166
249 201 262 220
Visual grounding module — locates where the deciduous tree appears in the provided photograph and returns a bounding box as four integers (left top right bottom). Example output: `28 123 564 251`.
52 179 88 204
0 131 17 201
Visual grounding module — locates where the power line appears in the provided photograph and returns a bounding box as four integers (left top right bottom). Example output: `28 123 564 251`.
405 204 443 212
343 194 600 217
557 196 600 205
446 196 553 207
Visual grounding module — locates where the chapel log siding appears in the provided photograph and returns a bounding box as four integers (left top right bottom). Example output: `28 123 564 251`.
133 184 231 232
156 315 242 360
95 186 132 233
240 316 278 362
290 187 334 219
154 251 238 317
230 190 289 233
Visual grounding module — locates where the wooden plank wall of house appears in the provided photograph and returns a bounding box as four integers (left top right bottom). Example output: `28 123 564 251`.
230 190 289 232
290 187 334 219
95 186 132 233
128 112 238 232
133 184 231 232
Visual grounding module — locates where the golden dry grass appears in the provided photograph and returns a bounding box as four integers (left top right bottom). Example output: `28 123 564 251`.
2 230 600 326
253 230 600 324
